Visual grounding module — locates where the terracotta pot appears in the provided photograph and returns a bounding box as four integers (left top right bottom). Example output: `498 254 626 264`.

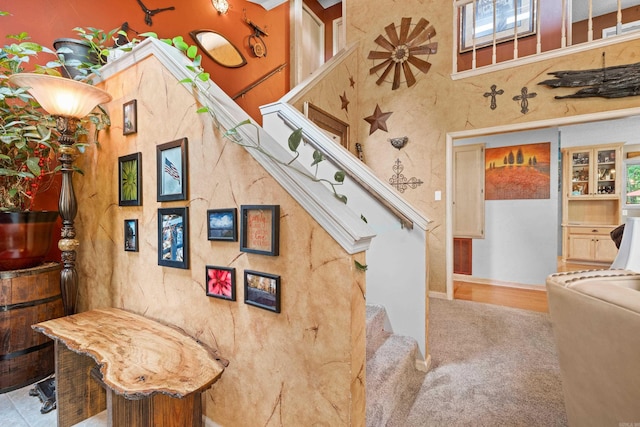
0 211 58 271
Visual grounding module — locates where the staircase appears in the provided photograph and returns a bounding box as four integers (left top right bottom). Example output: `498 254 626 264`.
366 305 426 426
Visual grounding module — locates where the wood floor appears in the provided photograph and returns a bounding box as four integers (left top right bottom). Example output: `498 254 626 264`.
453 260 603 313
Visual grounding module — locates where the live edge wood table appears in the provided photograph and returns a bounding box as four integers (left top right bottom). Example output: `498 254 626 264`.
32 307 224 427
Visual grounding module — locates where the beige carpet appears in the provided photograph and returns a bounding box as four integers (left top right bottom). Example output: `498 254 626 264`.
389 298 568 426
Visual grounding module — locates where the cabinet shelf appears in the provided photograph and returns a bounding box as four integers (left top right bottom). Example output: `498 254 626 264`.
563 143 622 263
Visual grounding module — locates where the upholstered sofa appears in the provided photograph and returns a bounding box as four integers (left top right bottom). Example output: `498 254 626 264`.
546 269 640 426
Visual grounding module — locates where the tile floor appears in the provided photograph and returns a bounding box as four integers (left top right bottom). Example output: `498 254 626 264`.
1 380 106 427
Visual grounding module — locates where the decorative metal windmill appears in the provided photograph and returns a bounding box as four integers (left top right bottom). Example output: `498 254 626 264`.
368 17 438 90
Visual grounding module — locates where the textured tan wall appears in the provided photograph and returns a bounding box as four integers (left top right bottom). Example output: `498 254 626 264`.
74 55 365 426
347 1 640 293
289 48 362 157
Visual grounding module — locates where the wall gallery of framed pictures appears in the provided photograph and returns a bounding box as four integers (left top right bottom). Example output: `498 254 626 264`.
118 109 284 313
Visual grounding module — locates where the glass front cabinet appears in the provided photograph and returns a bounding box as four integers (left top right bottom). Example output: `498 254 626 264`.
562 143 622 264
569 146 619 197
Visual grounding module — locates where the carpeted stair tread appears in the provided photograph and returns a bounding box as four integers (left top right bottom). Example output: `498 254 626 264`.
366 304 390 358
366 333 420 427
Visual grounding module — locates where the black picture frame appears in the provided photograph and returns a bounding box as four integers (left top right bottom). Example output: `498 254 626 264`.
244 270 280 313
118 152 142 206
157 207 189 269
124 219 138 252
123 99 137 135
206 265 236 301
240 205 279 256
157 138 188 202
207 208 237 241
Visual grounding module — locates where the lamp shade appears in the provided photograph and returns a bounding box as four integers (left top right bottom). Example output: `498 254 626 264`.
9 73 112 118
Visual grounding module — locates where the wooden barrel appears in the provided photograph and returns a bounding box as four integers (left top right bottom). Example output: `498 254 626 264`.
0 262 63 393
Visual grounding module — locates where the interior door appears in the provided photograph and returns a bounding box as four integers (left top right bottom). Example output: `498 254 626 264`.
300 4 325 80
453 143 485 238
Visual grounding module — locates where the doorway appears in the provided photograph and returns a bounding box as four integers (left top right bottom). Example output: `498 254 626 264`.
445 108 640 299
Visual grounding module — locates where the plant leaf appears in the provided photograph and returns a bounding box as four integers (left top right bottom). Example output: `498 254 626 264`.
25 157 40 176
354 260 368 271
311 150 324 166
288 128 303 152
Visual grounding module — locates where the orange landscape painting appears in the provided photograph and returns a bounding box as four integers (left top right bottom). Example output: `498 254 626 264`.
485 142 551 200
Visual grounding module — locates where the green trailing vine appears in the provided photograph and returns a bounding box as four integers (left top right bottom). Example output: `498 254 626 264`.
157 35 348 204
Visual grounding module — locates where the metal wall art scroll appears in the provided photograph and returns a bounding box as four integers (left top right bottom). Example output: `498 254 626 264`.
368 17 438 90
389 158 424 193
244 12 268 58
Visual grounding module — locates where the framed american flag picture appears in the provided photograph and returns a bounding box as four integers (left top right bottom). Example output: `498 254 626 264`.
157 138 188 202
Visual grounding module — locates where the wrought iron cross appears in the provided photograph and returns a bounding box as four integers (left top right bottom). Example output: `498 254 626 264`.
513 86 537 114
389 158 424 193
483 84 504 110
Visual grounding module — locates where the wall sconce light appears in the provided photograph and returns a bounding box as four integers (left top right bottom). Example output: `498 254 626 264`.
212 0 229 14
9 73 112 316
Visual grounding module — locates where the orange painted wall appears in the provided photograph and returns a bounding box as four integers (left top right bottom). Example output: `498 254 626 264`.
1 0 290 262
0 0 290 121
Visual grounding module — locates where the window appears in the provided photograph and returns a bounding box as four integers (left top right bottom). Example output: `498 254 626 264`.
454 0 640 74
624 160 640 207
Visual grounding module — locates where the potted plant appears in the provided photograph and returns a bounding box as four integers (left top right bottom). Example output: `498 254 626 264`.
0 15 110 271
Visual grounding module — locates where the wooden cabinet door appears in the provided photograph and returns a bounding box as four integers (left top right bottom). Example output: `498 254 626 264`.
594 237 618 262
568 234 594 261
453 144 485 238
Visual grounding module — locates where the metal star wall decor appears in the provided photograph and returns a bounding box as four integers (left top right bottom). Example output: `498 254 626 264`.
389 158 424 193
340 92 349 112
367 17 438 90
364 104 392 135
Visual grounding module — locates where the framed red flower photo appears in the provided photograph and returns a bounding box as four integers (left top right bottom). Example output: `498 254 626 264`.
205 266 236 301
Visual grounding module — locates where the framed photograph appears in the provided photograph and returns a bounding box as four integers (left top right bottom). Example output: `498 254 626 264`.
240 205 279 256
206 266 236 301
460 0 536 52
123 99 137 135
157 138 188 202
118 152 142 206
304 101 350 150
244 270 280 313
124 219 138 252
157 207 189 269
207 208 237 241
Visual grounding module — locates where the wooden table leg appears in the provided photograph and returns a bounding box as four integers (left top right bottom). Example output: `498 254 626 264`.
108 390 151 427
152 392 202 427
55 342 106 427
107 390 202 427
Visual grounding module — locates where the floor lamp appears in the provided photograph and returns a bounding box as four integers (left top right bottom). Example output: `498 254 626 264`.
9 74 112 316
9 73 112 413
